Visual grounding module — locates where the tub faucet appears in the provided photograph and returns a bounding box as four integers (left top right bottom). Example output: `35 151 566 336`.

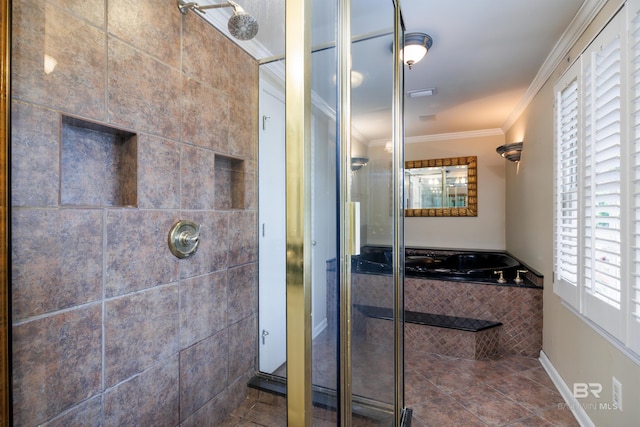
493 270 507 284
514 269 528 284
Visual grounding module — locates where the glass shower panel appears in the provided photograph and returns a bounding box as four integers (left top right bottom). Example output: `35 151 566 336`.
350 38 396 404
309 41 338 395
349 0 402 421
256 0 341 398
307 0 403 422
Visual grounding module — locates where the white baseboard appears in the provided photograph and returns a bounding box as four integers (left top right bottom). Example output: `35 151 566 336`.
313 318 327 339
539 350 595 427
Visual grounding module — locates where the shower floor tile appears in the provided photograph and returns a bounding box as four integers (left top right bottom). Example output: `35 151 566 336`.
221 333 579 426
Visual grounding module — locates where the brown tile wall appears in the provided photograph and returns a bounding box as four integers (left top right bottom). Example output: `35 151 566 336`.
404 278 543 357
10 0 258 425
349 273 542 358
404 322 501 360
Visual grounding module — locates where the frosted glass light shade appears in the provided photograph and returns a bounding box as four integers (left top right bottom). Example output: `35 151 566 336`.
396 33 433 69
402 44 427 67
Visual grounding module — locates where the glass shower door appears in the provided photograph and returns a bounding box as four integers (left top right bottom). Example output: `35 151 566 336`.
259 0 405 424
329 0 405 423
343 0 405 423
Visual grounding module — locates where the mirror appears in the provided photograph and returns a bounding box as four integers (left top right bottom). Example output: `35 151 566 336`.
404 156 477 217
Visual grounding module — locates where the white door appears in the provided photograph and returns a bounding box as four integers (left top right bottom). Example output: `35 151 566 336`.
258 78 287 373
311 118 334 338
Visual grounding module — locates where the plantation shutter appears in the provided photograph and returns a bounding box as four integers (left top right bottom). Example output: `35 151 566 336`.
554 61 581 308
582 12 624 339
554 3 640 359
629 0 640 354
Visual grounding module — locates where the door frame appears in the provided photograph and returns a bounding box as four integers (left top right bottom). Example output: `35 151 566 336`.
284 0 313 424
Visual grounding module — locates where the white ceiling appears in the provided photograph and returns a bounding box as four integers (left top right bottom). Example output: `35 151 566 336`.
192 0 596 141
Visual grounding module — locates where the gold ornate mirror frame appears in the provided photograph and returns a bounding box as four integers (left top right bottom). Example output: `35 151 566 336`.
405 156 477 217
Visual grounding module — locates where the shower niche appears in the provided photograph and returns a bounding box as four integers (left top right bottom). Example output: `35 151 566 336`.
214 154 245 210
61 115 137 207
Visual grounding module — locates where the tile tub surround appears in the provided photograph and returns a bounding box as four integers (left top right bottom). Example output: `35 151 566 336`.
326 248 543 357
404 277 543 357
11 1 258 426
328 247 543 351
344 269 543 358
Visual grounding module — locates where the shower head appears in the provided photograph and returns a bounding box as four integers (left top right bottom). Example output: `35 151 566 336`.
226 1 259 40
177 0 259 41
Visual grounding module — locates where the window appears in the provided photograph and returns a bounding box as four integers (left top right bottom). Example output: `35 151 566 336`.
554 3 640 357
554 69 580 306
582 15 624 338
630 0 640 353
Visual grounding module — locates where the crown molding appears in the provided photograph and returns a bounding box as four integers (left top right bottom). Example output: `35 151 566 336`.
502 0 609 132
369 128 504 147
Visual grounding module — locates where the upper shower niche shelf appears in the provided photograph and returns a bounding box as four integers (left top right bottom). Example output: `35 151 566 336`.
215 154 245 210
61 116 137 207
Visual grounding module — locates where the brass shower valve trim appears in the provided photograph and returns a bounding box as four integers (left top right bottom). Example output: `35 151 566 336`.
168 220 201 259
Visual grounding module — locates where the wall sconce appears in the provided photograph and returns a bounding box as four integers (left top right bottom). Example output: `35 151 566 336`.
496 142 523 162
399 33 433 69
351 157 369 172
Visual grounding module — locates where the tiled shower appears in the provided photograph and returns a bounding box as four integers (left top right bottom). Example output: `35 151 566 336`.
10 0 258 425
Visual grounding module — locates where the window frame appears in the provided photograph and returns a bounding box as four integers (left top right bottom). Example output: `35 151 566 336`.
553 3 640 358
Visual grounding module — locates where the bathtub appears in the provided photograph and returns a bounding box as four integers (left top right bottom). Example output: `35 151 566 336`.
354 246 527 284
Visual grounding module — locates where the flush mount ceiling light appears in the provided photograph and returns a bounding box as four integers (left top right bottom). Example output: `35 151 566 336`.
496 142 523 162
396 33 433 70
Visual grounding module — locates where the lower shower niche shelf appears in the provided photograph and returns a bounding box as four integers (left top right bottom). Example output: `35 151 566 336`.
355 304 503 360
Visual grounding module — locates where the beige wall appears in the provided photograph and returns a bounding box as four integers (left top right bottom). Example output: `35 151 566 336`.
505 1 640 425
403 133 507 250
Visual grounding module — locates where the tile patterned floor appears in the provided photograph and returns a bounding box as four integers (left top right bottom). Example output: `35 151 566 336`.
221 339 579 426
406 352 579 426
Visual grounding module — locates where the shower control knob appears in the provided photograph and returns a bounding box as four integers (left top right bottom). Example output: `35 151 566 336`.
168 220 201 258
